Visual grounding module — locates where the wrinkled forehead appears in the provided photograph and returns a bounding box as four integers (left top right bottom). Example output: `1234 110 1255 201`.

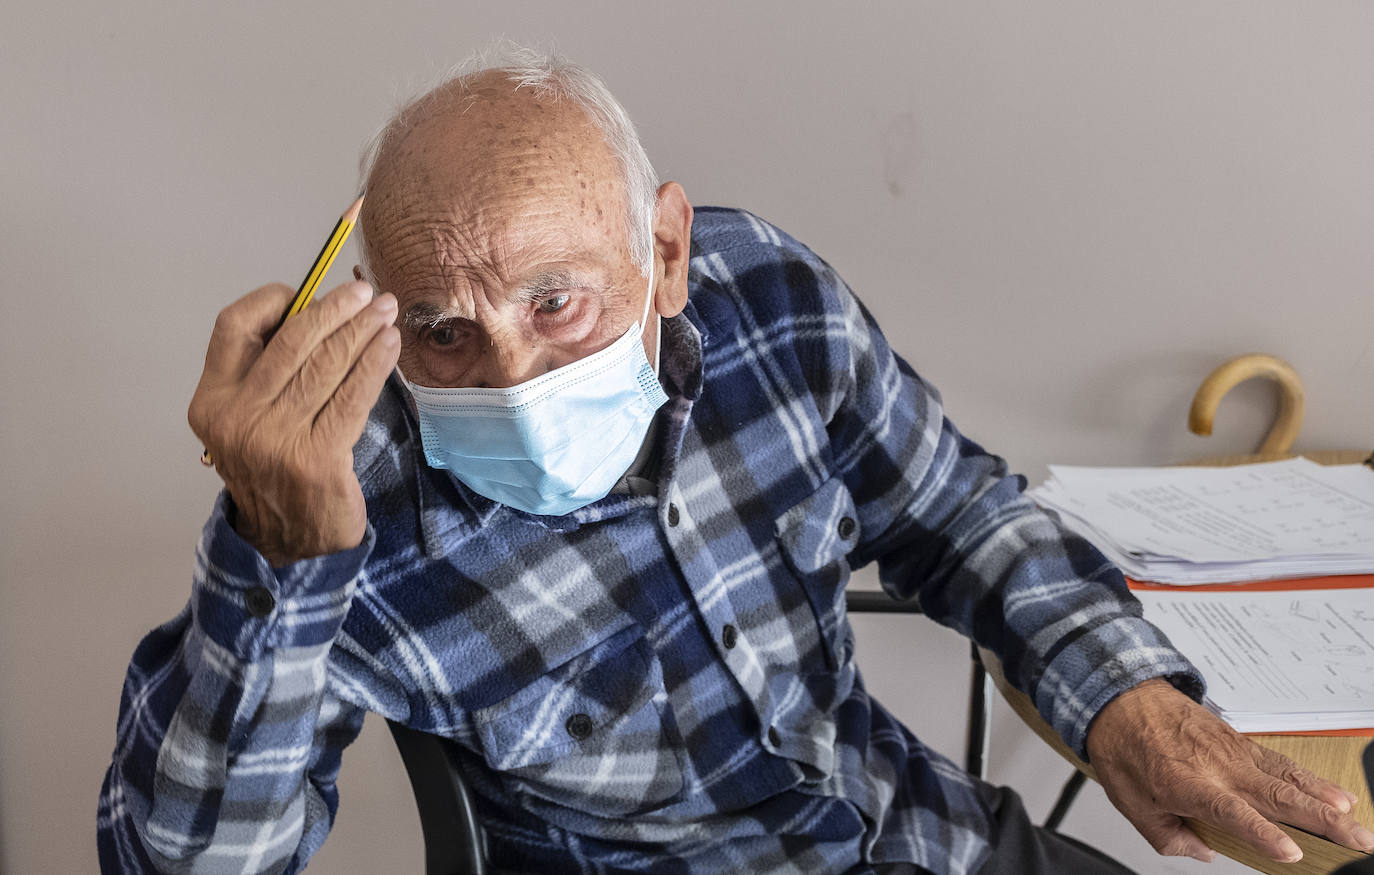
359 83 632 285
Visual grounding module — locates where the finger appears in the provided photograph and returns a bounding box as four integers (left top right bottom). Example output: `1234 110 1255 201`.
313 323 401 447
1259 747 1358 814
1246 773 1374 853
1132 808 1217 862
203 283 297 383
248 281 374 397
276 293 398 418
1195 791 1302 862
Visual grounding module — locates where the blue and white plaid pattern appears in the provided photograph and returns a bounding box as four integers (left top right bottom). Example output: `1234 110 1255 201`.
99 207 1203 874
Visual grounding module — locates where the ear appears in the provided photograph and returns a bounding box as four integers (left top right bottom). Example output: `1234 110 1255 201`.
651 182 693 318
352 264 365 281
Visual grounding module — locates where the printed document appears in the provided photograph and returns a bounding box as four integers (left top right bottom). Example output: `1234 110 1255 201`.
1031 458 1374 583
1136 587 1374 732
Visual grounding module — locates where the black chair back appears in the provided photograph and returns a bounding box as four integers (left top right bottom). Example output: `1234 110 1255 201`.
387 720 488 875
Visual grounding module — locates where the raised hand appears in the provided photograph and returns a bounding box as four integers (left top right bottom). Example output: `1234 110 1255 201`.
188 280 400 566
1087 678 1374 863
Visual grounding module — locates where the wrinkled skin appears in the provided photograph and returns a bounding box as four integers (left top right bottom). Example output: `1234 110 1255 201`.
188 281 400 567
358 72 690 392
1086 678 1374 863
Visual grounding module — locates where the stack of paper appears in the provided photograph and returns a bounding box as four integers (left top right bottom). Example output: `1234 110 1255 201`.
1030 458 1374 585
1133 586 1374 732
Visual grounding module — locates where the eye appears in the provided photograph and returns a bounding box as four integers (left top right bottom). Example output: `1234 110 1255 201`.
537 294 571 314
428 324 459 347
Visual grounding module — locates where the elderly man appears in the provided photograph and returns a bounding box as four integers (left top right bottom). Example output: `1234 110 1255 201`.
99 47 1373 874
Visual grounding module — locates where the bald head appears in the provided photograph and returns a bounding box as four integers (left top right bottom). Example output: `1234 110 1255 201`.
360 73 632 298
358 48 660 279
350 51 693 391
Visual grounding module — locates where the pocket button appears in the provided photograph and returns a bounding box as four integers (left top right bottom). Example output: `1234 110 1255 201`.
837 516 856 539
566 713 594 740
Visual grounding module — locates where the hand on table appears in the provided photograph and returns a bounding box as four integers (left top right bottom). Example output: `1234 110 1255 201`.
1085 678 1374 864
188 281 400 567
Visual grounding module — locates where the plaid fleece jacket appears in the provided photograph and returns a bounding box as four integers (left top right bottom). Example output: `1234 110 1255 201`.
99 207 1202 874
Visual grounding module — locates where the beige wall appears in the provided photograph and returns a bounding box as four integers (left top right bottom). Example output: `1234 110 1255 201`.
4 2 1372 873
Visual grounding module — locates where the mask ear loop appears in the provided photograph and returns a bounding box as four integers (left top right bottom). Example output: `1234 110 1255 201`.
639 249 661 372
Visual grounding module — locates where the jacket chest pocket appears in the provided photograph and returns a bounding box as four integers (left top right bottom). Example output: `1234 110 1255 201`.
472 624 687 817
773 476 860 671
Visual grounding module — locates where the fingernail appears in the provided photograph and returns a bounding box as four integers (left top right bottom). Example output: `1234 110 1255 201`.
1190 848 1216 863
1279 838 1302 862
1355 826 1374 850
1346 790 1361 806
1335 795 1353 813
375 293 397 313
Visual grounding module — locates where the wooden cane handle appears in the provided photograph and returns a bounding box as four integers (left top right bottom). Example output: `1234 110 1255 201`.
1188 354 1305 456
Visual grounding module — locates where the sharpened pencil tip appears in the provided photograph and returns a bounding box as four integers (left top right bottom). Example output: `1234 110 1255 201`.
343 192 365 224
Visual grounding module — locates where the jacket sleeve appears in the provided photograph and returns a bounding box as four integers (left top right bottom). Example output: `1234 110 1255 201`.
98 493 372 874
793 255 1205 761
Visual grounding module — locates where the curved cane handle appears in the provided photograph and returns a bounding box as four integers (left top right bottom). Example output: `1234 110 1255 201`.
1188 354 1305 455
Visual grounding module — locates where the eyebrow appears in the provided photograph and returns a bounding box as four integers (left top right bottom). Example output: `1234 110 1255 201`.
514 269 589 303
401 301 458 332
401 270 605 331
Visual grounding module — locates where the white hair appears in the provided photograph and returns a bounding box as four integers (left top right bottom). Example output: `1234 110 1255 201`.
357 42 659 278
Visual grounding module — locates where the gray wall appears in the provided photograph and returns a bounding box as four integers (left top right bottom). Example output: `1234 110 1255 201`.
4 2 1372 873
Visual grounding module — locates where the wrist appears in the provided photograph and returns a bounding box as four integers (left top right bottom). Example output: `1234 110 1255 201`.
1086 677 1182 762
224 493 296 567
225 489 365 568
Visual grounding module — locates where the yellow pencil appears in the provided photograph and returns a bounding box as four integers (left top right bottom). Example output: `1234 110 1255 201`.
278 192 366 324
201 192 366 467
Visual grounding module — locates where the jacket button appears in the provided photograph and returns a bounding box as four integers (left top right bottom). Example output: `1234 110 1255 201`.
244 586 275 618
722 624 738 650
837 516 856 539
667 503 680 526
767 725 781 747
566 713 594 740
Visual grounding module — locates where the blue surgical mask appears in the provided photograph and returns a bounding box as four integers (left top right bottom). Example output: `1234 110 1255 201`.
405 264 668 516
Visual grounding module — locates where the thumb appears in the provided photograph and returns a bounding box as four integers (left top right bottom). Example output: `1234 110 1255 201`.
1133 810 1216 863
